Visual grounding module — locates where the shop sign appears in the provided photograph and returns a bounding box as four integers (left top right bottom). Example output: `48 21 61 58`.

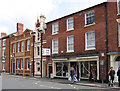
43 48 50 56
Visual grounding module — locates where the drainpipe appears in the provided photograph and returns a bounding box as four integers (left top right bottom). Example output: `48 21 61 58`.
105 2 109 82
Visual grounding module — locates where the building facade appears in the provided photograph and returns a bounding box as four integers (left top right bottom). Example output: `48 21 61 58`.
0 32 10 73
41 1 120 82
10 23 32 76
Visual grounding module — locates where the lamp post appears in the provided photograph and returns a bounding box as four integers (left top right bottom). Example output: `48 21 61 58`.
31 31 36 77
37 15 46 78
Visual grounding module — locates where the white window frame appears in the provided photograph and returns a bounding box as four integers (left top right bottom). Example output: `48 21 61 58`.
117 0 120 15
27 40 30 51
67 17 74 31
85 30 95 50
52 22 59 34
67 36 74 52
17 59 20 69
27 58 29 70
13 43 15 53
85 10 95 26
3 39 6 46
21 59 23 69
52 39 58 54
2 48 5 57
17 42 20 52
21 41 24 52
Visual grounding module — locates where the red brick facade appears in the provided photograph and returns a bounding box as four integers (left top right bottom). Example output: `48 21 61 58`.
41 2 120 82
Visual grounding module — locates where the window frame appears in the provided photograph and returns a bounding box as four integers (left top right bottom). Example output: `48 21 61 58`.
27 58 29 70
67 35 74 52
3 39 6 46
21 59 23 69
85 10 95 26
17 42 20 52
52 39 58 54
13 43 15 53
37 46 40 56
52 22 59 35
27 40 30 51
67 17 74 31
85 30 95 50
117 0 120 15
17 59 20 69
21 41 24 52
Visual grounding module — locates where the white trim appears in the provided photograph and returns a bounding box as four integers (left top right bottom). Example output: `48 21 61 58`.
117 0 120 15
52 22 59 35
52 39 58 54
67 17 74 31
67 35 74 52
21 59 23 69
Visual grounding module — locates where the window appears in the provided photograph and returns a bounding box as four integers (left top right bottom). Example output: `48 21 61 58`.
85 31 95 50
37 46 40 56
67 17 74 31
17 42 20 52
52 39 58 54
27 59 29 70
85 11 95 25
27 40 30 51
38 32 40 40
21 41 24 52
37 63 40 71
2 48 5 57
67 36 74 52
118 23 120 46
117 0 120 14
2 62 5 70
3 39 6 46
13 43 15 53
21 59 23 69
17 59 20 69
52 22 58 34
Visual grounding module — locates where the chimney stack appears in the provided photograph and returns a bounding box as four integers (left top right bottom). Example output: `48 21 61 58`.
17 23 23 35
1 32 7 37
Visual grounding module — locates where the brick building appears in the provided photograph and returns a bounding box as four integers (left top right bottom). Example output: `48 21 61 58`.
0 32 10 73
10 23 32 76
40 1 120 82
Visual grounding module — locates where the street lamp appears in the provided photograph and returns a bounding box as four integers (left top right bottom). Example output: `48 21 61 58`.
31 31 36 77
37 15 46 78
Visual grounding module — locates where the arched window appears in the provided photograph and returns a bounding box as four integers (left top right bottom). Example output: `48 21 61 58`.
116 56 120 61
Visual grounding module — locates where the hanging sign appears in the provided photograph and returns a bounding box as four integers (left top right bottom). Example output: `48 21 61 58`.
43 48 50 56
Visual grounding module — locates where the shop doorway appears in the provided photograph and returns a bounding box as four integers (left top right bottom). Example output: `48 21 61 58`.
115 56 120 82
48 65 52 78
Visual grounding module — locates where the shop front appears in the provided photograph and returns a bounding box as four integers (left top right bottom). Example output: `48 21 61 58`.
52 56 99 80
109 53 120 82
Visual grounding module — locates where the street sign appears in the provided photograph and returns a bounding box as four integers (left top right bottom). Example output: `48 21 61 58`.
43 48 50 56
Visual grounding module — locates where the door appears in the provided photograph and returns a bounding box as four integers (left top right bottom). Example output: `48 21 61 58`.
12 61 15 74
49 66 52 78
115 61 120 82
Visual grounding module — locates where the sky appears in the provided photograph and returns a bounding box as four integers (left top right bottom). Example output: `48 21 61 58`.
0 0 109 36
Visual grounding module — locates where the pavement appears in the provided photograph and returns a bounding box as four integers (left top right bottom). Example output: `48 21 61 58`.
2 73 120 90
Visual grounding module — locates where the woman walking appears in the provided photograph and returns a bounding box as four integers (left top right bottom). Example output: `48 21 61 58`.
70 67 77 83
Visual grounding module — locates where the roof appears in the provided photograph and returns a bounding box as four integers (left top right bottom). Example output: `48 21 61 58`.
46 2 107 24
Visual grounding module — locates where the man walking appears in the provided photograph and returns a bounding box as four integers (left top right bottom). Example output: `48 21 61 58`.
109 67 115 87
117 67 120 87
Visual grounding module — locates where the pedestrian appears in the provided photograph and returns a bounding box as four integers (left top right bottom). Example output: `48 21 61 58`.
117 67 120 87
109 67 115 87
108 67 112 86
70 67 77 83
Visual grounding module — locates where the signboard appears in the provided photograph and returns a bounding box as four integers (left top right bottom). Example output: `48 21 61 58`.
43 48 50 56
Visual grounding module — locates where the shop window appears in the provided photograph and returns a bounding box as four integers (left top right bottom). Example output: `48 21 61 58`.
56 62 68 77
81 61 97 79
116 56 120 61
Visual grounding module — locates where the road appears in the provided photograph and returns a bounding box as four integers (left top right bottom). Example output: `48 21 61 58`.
1 75 115 90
